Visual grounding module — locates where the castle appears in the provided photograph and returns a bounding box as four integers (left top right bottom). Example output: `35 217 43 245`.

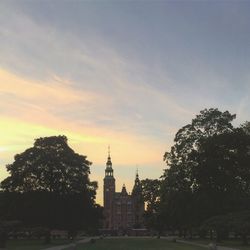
103 150 144 232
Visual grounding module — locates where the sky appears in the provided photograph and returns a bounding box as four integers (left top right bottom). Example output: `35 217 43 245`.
0 1 250 204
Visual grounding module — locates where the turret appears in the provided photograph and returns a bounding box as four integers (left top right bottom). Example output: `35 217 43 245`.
132 169 142 196
105 148 114 178
132 169 144 228
121 184 128 196
103 147 115 229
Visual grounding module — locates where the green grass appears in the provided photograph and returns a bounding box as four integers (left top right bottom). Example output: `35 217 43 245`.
6 239 71 250
7 238 250 250
219 241 250 250
186 239 250 250
75 238 205 250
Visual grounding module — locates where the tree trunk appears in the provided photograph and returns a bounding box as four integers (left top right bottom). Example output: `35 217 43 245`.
242 233 248 245
216 230 222 243
189 228 193 239
44 230 51 244
210 229 213 240
183 228 187 239
0 231 7 248
178 229 182 237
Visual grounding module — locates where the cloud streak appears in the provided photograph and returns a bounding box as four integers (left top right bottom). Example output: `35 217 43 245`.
1 1 250 204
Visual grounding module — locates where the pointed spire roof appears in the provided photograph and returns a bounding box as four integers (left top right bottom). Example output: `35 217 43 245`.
105 146 114 178
132 168 142 196
121 184 127 195
106 145 112 167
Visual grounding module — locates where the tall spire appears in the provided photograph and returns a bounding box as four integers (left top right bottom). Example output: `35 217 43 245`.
136 166 139 179
105 145 113 177
132 167 142 196
106 145 112 167
121 183 127 195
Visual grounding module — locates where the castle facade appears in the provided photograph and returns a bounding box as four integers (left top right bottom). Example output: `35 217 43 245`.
103 152 144 231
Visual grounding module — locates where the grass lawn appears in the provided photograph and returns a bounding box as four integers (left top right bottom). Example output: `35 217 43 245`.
187 239 250 250
219 241 250 250
75 238 205 250
6 239 71 250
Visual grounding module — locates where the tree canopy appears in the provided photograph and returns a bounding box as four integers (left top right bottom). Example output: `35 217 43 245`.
1 136 94 195
160 108 250 238
141 179 163 233
0 135 101 232
141 179 161 213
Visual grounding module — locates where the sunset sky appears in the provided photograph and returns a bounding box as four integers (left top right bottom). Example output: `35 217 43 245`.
1 1 250 204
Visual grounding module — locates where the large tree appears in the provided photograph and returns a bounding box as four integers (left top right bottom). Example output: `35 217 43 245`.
141 179 161 213
164 108 236 175
141 179 163 234
182 128 250 237
0 136 100 233
1 135 94 194
160 109 250 234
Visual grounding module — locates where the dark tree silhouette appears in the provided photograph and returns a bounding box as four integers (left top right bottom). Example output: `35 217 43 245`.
1 135 93 194
141 179 163 234
160 109 250 237
141 179 161 213
0 136 101 238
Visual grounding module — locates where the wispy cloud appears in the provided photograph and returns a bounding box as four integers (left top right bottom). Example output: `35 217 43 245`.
1 1 250 204
0 69 95 104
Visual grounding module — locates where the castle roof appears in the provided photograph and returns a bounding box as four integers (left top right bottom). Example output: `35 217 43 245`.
132 170 142 196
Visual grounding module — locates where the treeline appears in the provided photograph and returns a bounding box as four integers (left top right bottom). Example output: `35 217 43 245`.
142 108 250 244
0 136 102 247
1 108 250 246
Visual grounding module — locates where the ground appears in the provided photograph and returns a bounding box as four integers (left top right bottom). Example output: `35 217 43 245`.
6 237 250 250
188 239 250 250
73 238 204 250
6 239 71 250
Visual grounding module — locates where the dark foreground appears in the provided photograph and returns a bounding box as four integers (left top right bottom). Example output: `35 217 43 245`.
73 238 204 250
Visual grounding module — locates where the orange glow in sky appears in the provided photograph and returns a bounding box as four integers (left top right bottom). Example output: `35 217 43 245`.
0 68 167 204
1 1 249 204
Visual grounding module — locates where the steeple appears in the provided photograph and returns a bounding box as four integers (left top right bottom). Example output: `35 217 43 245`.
121 184 128 195
103 146 115 230
132 168 142 196
131 169 144 228
105 146 114 178
106 145 112 166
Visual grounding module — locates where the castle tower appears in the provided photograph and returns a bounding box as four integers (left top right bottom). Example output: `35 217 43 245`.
132 169 144 228
103 147 115 229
